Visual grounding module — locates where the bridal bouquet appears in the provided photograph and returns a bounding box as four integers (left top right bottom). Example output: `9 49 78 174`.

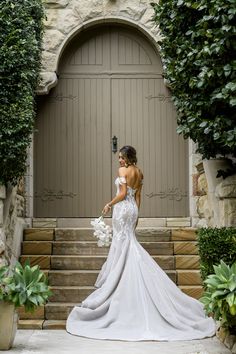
90 215 112 247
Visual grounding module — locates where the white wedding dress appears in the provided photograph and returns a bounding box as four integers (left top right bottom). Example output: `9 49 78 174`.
66 176 216 341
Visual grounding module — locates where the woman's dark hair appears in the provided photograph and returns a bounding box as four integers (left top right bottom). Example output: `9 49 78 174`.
119 145 137 165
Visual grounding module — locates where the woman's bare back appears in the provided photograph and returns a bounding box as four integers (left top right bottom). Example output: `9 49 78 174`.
125 165 143 190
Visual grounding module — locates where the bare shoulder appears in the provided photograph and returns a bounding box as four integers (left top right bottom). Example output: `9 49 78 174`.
118 166 127 176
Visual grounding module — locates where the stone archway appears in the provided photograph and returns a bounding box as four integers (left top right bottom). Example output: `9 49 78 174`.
38 16 161 95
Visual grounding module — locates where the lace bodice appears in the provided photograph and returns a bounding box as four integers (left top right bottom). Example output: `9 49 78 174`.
115 176 137 197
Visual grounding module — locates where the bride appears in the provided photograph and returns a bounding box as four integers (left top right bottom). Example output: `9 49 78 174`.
66 145 216 341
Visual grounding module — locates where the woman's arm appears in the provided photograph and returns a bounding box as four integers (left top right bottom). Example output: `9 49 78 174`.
102 167 127 214
135 184 142 210
135 172 143 210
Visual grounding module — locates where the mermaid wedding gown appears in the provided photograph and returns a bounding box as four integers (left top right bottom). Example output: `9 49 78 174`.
66 176 216 341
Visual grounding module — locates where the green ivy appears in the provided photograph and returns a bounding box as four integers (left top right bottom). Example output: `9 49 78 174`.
197 227 236 281
0 0 44 185
151 0 236 159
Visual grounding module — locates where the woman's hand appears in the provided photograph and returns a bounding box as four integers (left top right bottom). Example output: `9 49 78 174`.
102 204 111 215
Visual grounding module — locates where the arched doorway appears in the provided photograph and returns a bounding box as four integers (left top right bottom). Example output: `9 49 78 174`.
34 24 189 217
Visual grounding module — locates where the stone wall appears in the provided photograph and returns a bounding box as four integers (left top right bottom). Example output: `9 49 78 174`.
0 181 27 267
192 161 213 227
191 158 236 227
0 185 7 267
216 175 236 227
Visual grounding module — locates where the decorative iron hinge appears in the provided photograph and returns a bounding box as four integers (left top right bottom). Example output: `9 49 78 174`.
145 94 171 102
145 188 188 201
35 189 77 202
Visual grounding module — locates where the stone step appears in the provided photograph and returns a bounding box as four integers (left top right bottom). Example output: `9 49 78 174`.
18 320 44 329
32 217 192 228
17 306 45 320
171 228 197 241
21 240 174 256
50 284 203 303
22 241 53 255
173 241 198 255
175 255 200 269
50 285 203 303
48 269 177 286
20 255 175 271
45 302 76 320
20 255 51 269
46 284 203 320
30 217 192 228
24 227 197 241
43 320 66 330
49 286 94 302
49 270 99 286
18 319 66 330
50 255 175 270
54 228 172 242
179 285 203 299
177 270 202 285
24 228 54 241
55 241 173 255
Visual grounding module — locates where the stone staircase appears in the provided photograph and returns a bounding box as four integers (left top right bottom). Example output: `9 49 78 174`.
18 227 202 329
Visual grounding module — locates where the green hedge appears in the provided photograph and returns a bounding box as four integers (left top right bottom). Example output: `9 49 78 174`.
197 227 236 281
0 0 44 186
151 0 236 159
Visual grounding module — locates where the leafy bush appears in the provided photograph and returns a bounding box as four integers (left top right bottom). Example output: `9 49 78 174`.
151 0 236 159
0 0 44 186
0 260 52 312
200 260 236 334
197 227 236 281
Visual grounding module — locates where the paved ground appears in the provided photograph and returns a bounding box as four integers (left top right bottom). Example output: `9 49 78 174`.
7 330 231 354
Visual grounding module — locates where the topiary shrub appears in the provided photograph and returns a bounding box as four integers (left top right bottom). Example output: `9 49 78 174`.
151 0 236 159
197 227 236 281
0 0 44 186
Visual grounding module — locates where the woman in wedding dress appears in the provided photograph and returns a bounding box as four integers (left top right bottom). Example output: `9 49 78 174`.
66 145 216 341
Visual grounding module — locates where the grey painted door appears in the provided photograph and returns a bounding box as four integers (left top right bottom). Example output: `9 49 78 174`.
34 25 188 217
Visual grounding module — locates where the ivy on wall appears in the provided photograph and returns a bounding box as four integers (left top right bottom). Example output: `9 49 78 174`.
151 0 236 159
0 0 44 185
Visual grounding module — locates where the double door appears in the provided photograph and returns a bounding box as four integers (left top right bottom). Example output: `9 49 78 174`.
34 25 188 217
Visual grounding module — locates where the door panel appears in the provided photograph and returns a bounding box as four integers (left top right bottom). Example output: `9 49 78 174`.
111 78 188 217
34 78 111 217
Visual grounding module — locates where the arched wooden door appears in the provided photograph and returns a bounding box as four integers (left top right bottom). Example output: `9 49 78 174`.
34 25 189 217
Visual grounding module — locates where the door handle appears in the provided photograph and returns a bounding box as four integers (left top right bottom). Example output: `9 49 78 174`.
112 135 118 153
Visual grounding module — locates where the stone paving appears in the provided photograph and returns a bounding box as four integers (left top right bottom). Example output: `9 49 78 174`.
7 330 231 354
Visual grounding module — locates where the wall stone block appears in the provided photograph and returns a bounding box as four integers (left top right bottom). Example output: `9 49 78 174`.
38 72 58 95
43 29 65 52
72 1 104 22
215 175 236 199
197 173 208 195
41 51 58 72
218 198 236 227
45 0 69 8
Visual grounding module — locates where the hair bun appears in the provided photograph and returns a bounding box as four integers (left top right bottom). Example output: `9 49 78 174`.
119 145 137 165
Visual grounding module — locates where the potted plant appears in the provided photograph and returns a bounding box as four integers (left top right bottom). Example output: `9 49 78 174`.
0 260 52 350
200 260 236 337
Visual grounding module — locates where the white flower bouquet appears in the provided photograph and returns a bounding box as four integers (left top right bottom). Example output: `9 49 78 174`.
90 215 112 247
